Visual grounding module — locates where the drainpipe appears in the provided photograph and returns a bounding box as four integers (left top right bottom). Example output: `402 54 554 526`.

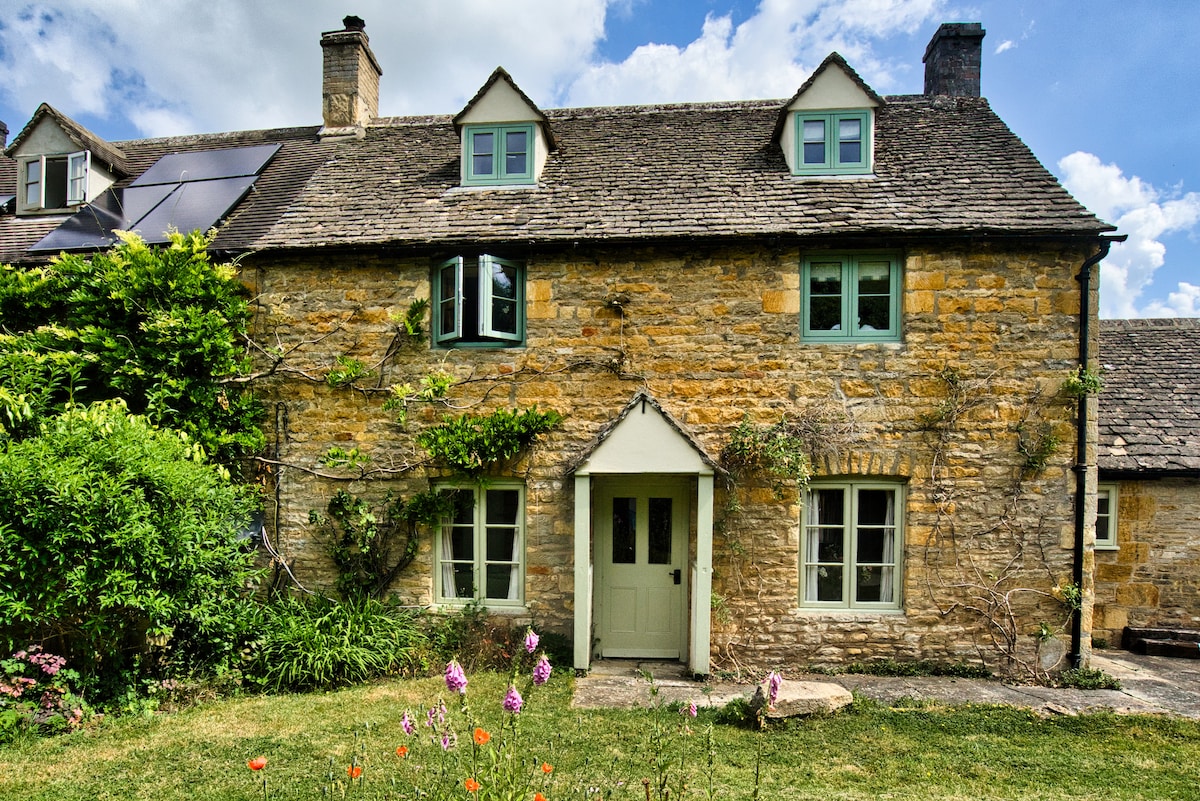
1069 240 1111 668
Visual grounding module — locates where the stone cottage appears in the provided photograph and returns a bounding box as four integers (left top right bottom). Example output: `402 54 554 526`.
0 20 1124 676
1094 318 1200 650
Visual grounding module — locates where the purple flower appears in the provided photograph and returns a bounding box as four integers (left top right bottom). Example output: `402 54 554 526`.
532 654 552 686
502 685 524 714
401 711 414 736
681 701 698 718
524 628 540 654
440 731 457 751
767 671 783 707
425 706 436 728
444 659 468 694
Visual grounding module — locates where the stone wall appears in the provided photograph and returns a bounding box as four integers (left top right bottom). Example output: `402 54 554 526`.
241 238 1096 673
1093 477 1200 646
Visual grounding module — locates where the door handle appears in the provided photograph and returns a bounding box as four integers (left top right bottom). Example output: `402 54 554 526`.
671 569 682 585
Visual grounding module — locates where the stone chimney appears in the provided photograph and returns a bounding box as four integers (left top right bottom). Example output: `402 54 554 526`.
923 22 985 97
0 119 7 149
320 15 382 137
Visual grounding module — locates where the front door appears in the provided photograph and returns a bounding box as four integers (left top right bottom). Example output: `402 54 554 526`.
594 477 688 659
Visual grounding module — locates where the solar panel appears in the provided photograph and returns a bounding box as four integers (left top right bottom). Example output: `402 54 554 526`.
132 143 280 186
29 143 281 253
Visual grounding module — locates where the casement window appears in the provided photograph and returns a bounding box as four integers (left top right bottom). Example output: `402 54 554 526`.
1095 484 1118 550
434 255 525 347
463 124 534 185
802 481 903 610
436 484 524 606
22 151 89 211
793 111 871 175
801 253 901 342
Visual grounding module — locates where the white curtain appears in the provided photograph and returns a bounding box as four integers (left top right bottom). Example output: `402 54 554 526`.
879 491 895 602
507 527 521 600
441 525 458 599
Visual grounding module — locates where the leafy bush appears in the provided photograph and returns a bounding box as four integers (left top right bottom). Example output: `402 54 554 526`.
1056 667 1122 690
244 596 427 692
417 407 563 476
0 402 260 700
841 659 992 679
0 230 260 465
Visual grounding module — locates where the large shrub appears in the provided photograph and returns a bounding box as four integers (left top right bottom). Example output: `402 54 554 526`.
0 402 260 698
0 230 261 465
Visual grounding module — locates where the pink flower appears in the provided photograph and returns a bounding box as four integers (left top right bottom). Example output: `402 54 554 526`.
445 660 468 694
524 628 540 654
401 710 414 735
502 685 523 713
681 701 698 718
767 671 783 707
532 654 552 686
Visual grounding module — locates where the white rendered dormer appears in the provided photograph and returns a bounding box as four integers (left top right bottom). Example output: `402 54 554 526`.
453 68 554 187
5 104 127 215
775 53 884 176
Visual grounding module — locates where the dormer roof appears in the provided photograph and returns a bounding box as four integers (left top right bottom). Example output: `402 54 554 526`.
5 103 130 176
453 67 556 150
772 52 885 142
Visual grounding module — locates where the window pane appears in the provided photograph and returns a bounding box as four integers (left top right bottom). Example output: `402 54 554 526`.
808 262 843 331
452 564 475 598
439 265 459 337
505 130 528 175
612 497 636 564
449 527 473 560
472 132 494 176
815 529 843 562
857 296 889 331
839 140 862 164
486 489 519 524
838 118 861 140
858 262 890 294
484 564 514 599
486 527 516 561
809 297 842 331
802 119 826 164
856 566 884 602
857 527 887 563
44 157 67 209
648 497 672 565
449 489 474 525
813 565 843 602
24 161 41 206
857 489 893 526
838 118 861 164
813 488 845 525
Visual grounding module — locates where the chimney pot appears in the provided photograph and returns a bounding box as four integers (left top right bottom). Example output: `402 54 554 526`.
343 15 365 32
923 22 986 97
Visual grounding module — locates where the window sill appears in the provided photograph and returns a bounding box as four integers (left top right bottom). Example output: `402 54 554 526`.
1095 544 1120 552
445 183 539 194
436 601 529 615
793 607 906 618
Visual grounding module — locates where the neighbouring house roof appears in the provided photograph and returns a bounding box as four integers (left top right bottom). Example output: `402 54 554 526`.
1098 318 1200 476
0 125 328 263
0 92 1113 263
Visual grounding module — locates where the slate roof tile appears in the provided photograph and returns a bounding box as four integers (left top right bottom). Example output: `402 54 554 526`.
1098 318 1200 475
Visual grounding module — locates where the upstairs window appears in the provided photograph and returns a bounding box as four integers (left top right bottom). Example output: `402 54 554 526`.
793 111 870 175
802 253 901 342
1095 484 1119 550
434 255 525 347
464 124 534 185
22 151 89 211
437 484 525 606
801 481 903 610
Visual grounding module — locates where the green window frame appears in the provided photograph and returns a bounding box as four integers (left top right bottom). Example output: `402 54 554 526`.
793 111 871 175
801 481 904 611
463 124 534 185
1095 484 1119 550
801 252 901 342
433 254 525 347
436 483 525 607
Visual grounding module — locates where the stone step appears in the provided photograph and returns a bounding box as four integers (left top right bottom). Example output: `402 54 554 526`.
1129 638 1200 659
1122 626 1200 650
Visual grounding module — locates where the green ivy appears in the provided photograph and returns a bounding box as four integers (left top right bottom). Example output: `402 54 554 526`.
417 407 563 476
721 414 814 496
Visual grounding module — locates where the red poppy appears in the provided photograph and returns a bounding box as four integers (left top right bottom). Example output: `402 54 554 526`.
396 745 409 758
465 777 481 792
541 762 554 774
473 727 491 745
247 756 267 771
535 794 548 801
347 765 363 779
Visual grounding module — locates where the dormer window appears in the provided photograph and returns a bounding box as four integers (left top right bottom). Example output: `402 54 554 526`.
796 111 870 174
22 151 89 211
464 124 534 185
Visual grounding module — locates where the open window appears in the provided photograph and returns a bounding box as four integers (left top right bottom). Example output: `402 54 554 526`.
434 255 525 347
21 150 89 212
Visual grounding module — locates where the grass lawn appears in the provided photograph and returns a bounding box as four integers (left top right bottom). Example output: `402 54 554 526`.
2 671 1199 800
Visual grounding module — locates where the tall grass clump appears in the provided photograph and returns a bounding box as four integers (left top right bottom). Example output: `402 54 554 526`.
244 596 427 692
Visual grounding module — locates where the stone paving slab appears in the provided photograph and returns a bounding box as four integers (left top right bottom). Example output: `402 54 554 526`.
571 653 1200 719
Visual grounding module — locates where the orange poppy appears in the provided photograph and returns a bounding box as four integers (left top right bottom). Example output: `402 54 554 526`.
396 745 409 758
473 727 491 745
541 762 554 774
465 777 481 792
347 765 363 779
535 794 548 801
247 756 267 771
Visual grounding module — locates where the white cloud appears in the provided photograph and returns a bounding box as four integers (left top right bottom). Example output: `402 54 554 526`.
1059 151 1200 319
994 40 1015 54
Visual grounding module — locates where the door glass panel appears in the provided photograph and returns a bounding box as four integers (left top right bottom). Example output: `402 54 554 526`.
648 497 672 564
612 497 636 564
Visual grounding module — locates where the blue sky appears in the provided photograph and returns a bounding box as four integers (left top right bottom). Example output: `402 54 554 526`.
1 0 1196 318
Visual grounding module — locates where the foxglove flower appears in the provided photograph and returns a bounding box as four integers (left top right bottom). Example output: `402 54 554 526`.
533 654 552 686
445 659 468 694
767 671 783 707
524 628 540 654
681 701 698 718
401 710 414 735
502 685 524 713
